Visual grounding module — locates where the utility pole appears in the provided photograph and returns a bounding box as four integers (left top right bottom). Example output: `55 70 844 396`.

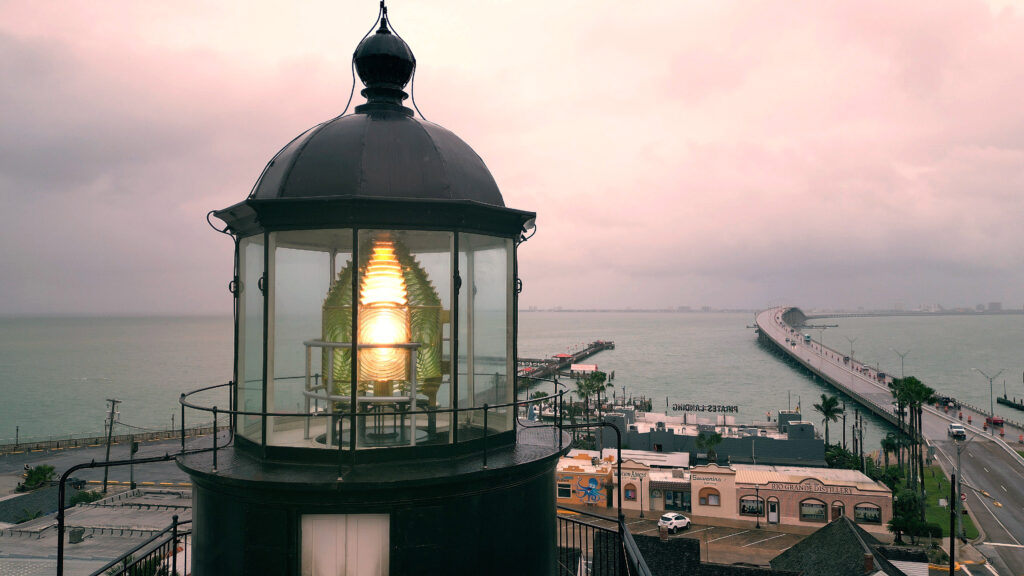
859 412 865 473
949 472 956 576
102 398 121 493
853 408 859 456
842 403 847 450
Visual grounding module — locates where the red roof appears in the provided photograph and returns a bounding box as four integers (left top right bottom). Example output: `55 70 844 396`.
554 353 572 358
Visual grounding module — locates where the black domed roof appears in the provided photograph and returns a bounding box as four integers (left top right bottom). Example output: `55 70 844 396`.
250 110 504 206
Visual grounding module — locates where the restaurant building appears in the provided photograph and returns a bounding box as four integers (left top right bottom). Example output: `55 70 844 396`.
555 450 613 508
688 463 891 534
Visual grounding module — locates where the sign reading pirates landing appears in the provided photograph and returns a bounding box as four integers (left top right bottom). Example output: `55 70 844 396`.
671 402 740 413
765 478 853 495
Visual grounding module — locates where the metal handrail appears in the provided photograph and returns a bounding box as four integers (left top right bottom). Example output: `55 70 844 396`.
88 516 192 576
179 380 565 477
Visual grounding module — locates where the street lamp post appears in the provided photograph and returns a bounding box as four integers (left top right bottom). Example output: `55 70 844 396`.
639 475 644 519
891 348 909 379
974 368 1004 435
845 336 857 360
755 485 761 529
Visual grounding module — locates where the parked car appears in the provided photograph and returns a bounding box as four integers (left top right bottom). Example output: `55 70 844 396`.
947 423 967 440
985 416 1005 427
658 513 691 534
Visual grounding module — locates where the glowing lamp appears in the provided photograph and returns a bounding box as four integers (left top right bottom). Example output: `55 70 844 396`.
358 239 410 383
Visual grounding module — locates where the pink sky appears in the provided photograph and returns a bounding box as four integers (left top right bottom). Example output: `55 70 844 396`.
2 0 1023 314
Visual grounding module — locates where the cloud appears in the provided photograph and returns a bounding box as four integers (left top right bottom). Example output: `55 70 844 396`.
1 0 1024 314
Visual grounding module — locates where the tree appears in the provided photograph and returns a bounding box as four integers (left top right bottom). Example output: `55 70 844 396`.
696 431 724 463
18 464 55 491
888 378 912 480
880 433 899 469
813 394 842 446
573 371 609 425
899 376 935 518
888 488 926 545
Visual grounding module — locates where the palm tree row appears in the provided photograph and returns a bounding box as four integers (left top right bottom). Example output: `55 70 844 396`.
573 370 610 426
887 376 935 518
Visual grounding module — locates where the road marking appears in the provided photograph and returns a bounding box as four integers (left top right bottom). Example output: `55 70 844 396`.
985 543 1024 548
744 534 786 547
975 493 1022 546
141 481 156 485
687 527 713 535
709 530 749 543
159 482 175 486
962 565 973 576
983 467 988 473
1000 485 1006 492
968 452 974 458
983 562 999 576
31 449 43 452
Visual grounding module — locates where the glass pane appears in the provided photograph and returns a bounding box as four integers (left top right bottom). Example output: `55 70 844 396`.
268 230 352 448
354 230 452 449
237 235 264 442
458 233 512 439
800 500 826 521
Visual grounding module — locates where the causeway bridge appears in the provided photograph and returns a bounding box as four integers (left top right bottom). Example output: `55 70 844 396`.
756 306 1024 575
755 307 901 427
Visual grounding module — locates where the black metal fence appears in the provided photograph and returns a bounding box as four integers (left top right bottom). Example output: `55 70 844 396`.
89 516 191 576
557 507 652 576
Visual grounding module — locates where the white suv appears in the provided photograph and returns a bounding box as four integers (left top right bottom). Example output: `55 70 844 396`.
657 513 691 534
947 423 967 440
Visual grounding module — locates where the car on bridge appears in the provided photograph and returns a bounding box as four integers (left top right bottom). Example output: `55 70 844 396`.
947 423 967 440
985 416 1005 427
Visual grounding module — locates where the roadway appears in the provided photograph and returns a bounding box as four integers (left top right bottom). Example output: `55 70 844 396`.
757 307 1024 576
0 436 199 490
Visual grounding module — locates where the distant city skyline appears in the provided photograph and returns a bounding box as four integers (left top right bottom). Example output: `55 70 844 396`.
3 1 1024 315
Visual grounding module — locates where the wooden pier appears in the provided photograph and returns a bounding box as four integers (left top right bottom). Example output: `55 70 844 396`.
517 340 615 382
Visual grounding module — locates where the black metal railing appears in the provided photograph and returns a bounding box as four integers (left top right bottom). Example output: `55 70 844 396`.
558 508 622 575
89 516 191 576
179 381 567 472
556 507 652 576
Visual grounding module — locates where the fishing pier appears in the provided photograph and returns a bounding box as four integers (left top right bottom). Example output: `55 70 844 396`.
517 340 615 381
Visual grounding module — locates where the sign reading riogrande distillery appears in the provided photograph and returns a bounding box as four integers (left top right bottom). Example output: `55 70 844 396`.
671 403 740 413
767 482 853 495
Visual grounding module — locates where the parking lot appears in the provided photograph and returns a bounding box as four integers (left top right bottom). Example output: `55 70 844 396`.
559 510 807 566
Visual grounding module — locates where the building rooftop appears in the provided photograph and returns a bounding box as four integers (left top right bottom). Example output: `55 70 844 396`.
622 411 791 440
732 464 890 493
771 516 926 576
601 448 690 469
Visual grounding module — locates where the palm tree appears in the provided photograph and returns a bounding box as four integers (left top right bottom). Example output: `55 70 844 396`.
880 433 898 469
696 431 724 463
573 371 608 425
813 394 842 446
888 378 913 480
900 376 934 512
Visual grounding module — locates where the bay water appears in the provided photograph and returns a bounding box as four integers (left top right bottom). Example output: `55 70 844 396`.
1 312 1021 453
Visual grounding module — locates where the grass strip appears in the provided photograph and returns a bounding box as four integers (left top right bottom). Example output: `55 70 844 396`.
904 466 979 539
